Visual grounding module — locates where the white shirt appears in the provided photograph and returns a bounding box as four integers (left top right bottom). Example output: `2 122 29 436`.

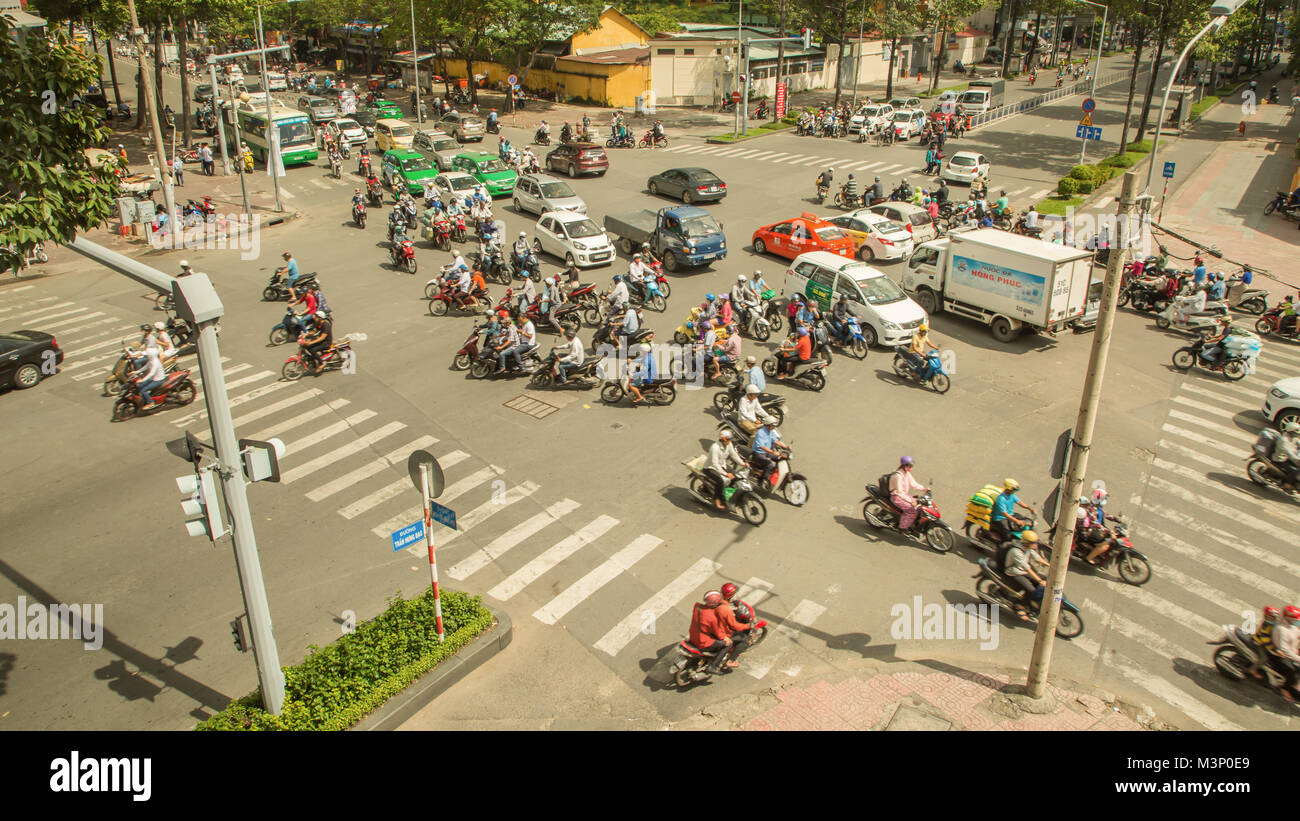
737 394 773 425
520 278 537 303
134 348 165 382
628 259 650 280
609 281 629 307
557 334 585 365
708 441 742 474
1025 210 1039 228
456 269 471 292
516 320 535 346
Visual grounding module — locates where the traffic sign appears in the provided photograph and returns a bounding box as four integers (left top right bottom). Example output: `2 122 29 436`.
507 73 518 86
391 520 424 551
408 449 445 498
1081 97 1096 113
731 91 742 103
1075 124 1102 141
429 501 458 530
1163 161 1176 179
1079 112 1093 126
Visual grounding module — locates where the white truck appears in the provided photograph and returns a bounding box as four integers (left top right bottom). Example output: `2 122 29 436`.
899 228 1093 343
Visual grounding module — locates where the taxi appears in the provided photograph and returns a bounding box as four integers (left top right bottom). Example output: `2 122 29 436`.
751 212 854 261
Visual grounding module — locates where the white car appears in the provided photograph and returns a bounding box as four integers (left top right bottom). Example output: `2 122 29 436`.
430 171 479 202
888 97 923 111
325 117 367 147
828 210 915 262
889 109 926 139
780 251 927 347
266 71 288 91
533 211 615 268
866 202 938 245
941 151 991 184
513 174 587 216
1263 376 1300 429
849 103 893 134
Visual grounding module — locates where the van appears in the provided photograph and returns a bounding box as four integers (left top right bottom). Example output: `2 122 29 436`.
266 71 287 92
957 89 993 113
781 251 928 347
374 118 415 152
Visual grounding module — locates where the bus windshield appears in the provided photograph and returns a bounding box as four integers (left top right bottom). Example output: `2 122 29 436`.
277 119 314 146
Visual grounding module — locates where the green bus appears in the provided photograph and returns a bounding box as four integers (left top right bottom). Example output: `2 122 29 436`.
236 106 318 166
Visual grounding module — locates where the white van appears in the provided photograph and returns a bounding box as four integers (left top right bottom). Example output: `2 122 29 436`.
781 251 928 347
266 71 288 91
957 88 993 113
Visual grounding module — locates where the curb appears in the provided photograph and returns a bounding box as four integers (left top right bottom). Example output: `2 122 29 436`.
704 125 797 145
350 608 513 732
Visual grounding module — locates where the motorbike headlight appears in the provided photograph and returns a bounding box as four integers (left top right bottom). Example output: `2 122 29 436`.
881 320 900 331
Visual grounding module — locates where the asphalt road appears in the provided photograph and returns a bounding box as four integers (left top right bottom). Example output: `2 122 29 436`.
1 51 1294 731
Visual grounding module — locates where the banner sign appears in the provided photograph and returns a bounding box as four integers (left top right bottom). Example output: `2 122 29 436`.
952 255 1045 308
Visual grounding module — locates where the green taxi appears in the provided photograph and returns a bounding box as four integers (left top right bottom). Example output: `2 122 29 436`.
368 99 403 120
382 148 439 196
449 151 518 197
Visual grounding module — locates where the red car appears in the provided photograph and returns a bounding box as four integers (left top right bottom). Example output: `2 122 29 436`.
545 143 609 177
751 212 855 261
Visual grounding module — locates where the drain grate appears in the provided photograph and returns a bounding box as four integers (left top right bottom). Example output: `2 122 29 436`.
504 394 560 419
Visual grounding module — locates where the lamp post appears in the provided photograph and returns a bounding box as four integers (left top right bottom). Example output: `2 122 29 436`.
254 2 284 212
1144 0 1249 193
409 0 422 123
1076 0 1108 165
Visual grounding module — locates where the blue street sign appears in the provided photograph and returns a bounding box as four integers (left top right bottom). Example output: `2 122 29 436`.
429 501 458 530
1162 161 1175 179
391 520 425 551
1081 97 1096 112
1075 125 1102 141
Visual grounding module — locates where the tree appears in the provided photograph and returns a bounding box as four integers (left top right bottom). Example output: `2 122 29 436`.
488 0 603 112
1000 0 1021 77
919 0 986 93
868 1 923 99
0 18 121 273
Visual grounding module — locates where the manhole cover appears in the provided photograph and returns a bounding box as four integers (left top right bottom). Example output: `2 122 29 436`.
504 394 559 419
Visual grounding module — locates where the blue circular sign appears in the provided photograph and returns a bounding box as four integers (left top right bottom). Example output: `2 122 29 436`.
1082 98 1096 112
507 73 518 86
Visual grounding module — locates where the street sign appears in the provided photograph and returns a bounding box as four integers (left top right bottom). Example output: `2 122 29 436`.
731 91 742 103
775 81 787 119
1081 97 1096 112
507 73 518 86
391 520 424 551
1075 124 1102 141
1163 161 1175 179
408 449 445 498
1078 112 1093 126
429 501 458 530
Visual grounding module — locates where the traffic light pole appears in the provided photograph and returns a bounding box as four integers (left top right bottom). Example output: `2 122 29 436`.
66 235 287 716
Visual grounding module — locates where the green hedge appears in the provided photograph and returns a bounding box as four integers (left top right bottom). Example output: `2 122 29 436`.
1189 94 1219 121
197 589 494 731
1124 140 1154 153
1058 177 1081 196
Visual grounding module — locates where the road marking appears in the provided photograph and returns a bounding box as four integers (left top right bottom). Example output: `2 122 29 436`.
674 146 706 154
222 369 273 392
372 465 503 538
1143 501 1300 581
218 385 315 427
0 294 56 307
58 320 135 344
713 148 747 157
533 534 662 625
874 163 902 174
1146 475 1297 542
1105 646 1243 731
449 498 581 580
19 306 85 323
1252 361 1291 380
1153 456 1300 526
1176 380 1258 407
280 409 378 454
280 420 406 484
855 161 885 171
487 515 620 601
1166 409 1256 444
763 153 790 162
1094 197 1113 209
744 598 826 679
795 156 826 166
306 435 440 503
1030 189 1050 199
338 450 469 519
1264 345 1300 368
594 557 722 656
1138 524 1295 600
1160 425 1248 460
1116 562 1249 626
247 398 350 441
732 149 763 158
4 298 62 316
438 481 540 546
62 348 129 371
1157 438 1243 473
782 154 813 164
660 144 688 152
66 335 130 358
310 179 330 189
1171 395 1261 427
735 577 776 607
280 187 296 199
42 312 105 331
0 285 35 295
693 146 726 155
1008 186 1030 196
747 151 778 160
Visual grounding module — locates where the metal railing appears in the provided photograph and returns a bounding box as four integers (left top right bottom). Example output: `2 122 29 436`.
968 68 1129 129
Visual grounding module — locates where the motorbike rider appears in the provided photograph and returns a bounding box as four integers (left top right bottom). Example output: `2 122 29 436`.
617 300 642 348
551 327 584 384
870 176 884 203
1001 530 1048 620
731 274 756 328
775 326 812 379
299 311 333 374
511 231 533 273
816 167 834 199
278 251 303 289
538 275 563 335
357 145 371 175
829 294 851 344
535 120 551 142
502 314 536 373
993 189 1010 217
749 419 788 482
688 590 738 673
934 179 950 206
652 119 665 145
387 205 406 242
901 321 936 372
707 430 744 510
890 456 930 535
289 284 318 321
842 173 858 206
746 269 768 303
628 253 652 286
709 322 741 382
516 272 538 315
714 583 758 668
627 341 656 404
1023 204 1040 234
639 241 659 268
991 478 1036 545
743 354 765 393
607 274 630 311
1271 607 1300 701
126 339 167 409
1272 419 1300 491
560 122 572 143
1208 272 1228 301
736 383 774 436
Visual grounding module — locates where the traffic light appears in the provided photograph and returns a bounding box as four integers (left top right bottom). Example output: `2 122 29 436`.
801 28 813 49
176 466 227 540
739 74 747 83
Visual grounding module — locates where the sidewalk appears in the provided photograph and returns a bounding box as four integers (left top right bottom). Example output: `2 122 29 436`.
675 660 1165 731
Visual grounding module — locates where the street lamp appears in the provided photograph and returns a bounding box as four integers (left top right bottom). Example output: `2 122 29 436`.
1144 0 1249 193
1075 0 1108 165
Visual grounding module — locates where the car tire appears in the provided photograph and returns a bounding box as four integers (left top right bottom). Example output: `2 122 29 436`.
566 253 576 267
513 197 525 213
682 190 693 204
648 181 658 195
569 163 578 178
533 238 544 256
859 244 875 262
753 238 767 255
1276 409 1300 429
13 363 41 389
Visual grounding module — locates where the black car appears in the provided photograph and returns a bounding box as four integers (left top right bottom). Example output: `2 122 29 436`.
646 167 727 204
0 330 63 390
352 109 378 137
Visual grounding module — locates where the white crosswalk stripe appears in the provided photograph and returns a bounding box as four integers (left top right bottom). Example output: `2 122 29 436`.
487 515 620 601
60 321 137 345
311 179 331 189
594 557 722 656
280 420 406 484
247 398 351 441
66 335 133 358
338 450 469 519
281 409 378 454
1030 189 1050 199
744 598 827 679
372 465 503 538
222 385 317 427
1136 524 1295 600
280 187 296 199
1008 187 1030 196
533 534 662 625
43 312 105 331
449 498 581 580
437 481 540 547
306 436 440 502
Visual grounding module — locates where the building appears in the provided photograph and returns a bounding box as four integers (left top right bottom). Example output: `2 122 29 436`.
3 0 46 44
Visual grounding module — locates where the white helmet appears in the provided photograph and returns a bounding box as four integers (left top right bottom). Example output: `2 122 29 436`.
179 259 191 269
153 321 166 330
519 231 527 238
753 269 762 278
454 251 464 260
745 384 760 394
737 274 746 282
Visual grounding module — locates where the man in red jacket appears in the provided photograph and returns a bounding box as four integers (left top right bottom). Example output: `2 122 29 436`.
688 591 736 674
715 582 759 668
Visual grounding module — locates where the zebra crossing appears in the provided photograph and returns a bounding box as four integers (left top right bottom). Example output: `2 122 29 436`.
0 283 834 680
658 142 1055 199
1062 335 1300 728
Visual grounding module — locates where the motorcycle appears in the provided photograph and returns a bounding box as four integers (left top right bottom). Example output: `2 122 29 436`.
428 282 490 316
1042 512 1153 586
111 369 197 421
592 321 654 351
510 249 543 282
262 270 316 302
974 558 1084 638
282 339 354 381
1264 190 1300 220
815 183 829 204
711 384 786 426
1121 274 1177 314
423 218 452 251
269 308 311 345
329 154 342 178
745 445 809 507
605 132 636 149
102 348 179 397
760 355 828 392
389 234 418 274
736 300 773 342
639 130 668 149
832 187 864 209
600 375 676 406
366 180 384 207
1171 337 1248 381
449 213 469 244
486 120 500 134
352 201 367 228
530 349 605 389
534 129 551 146
860 477 955 553
1209 625 1292 695
682 457 766 526
358 155 373 177
1154 299 1229 334
566 282 600 316
826 315 869 359
474 245 512 285
891 347 951 393
1254 306 1300 341
665 602 768 687
1246 428 1299 498
1226 279 1268 315
625 278 668 313
451 323 492 371
470 343 542 380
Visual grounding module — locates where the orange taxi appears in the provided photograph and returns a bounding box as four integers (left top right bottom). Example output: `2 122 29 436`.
750 212 855 261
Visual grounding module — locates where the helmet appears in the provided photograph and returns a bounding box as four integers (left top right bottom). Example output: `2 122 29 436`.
633 253 642 259
315 311 327 319
1020 530 1039 544
639 343 652 354
705 293 716 301
720 582 738 600
918 321 928 331
685 321 695 330
282 251 291 259
1092 488 1108 504
737 274 746 282
1282 420 1300 433
703 591 723 606
1004 478 1020 491
899 456 913 467
1265 606 1281 621
746 384 760 395
613 274 622 282
874 176 880 182
179 260 191 269
153 321 166 330
1286 606 1300 622
753 269 762 278
454 251 463 260
797 327 809 336
354 188 360 193
565 328 576 339
719 429 732 440
745 355 756 364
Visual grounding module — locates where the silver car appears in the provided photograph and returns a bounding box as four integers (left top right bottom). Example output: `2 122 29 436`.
412 130 463 171
439 112 485 142
512 174 587 216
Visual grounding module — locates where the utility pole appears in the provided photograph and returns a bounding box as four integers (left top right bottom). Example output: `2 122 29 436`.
850 0 866 108
409 0 422 123
207 58 231 176
255 2 285 212
734 0 743 139
124 0 176 228
1025 171 1139 699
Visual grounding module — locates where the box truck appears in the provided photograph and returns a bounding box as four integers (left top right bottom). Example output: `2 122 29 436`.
899 228 1093 342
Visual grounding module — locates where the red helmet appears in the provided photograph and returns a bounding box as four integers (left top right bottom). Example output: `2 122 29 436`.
703 591 722 607
1265 606 1281 620
1286 606 1300 622
720 583 738 600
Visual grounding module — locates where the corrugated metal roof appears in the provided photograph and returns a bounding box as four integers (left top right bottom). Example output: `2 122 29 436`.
560 46 650 65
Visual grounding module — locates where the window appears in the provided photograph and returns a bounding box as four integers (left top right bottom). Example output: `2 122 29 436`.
909 248 939 269
809 268 836 293
788 62 807 74
769 223 791 236
683 48 695 55
835 275 864 303
657 48 675 55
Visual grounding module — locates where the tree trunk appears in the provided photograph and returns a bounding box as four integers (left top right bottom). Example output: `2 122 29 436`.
466 56 477 105
885 35 898 99
103 23 123 108
179 8 192 147
1134 9 1168 142
930 29 946 93
1051 11 1063 66
1026 11 1041 71
832 0 848 108
1001 0 1021 77
153 22 165 120
1117 27 1146 154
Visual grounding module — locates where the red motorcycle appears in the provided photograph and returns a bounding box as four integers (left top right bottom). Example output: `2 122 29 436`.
389 236 417 274
111 369 197 421
518 296 582 334
859 476 956 553
638 130 668 148
357 154 372 177
1255 305 1300 341
450 213 468 244
428 281 490 317
282 339 353 380
666 600 768 687
428 218 452 251
452 321 493 370
352 200 367 228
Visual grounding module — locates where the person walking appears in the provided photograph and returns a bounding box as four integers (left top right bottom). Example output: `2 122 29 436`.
199 143 213 176
171 154 184 187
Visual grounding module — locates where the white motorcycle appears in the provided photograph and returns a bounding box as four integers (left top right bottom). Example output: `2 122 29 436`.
1154 296 1229 335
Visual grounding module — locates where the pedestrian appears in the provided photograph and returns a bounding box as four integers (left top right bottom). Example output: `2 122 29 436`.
171 154 184 186
1239 120 1247 138
199 143 213 176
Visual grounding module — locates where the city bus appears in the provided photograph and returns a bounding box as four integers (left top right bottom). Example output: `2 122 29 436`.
236 106 318 166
